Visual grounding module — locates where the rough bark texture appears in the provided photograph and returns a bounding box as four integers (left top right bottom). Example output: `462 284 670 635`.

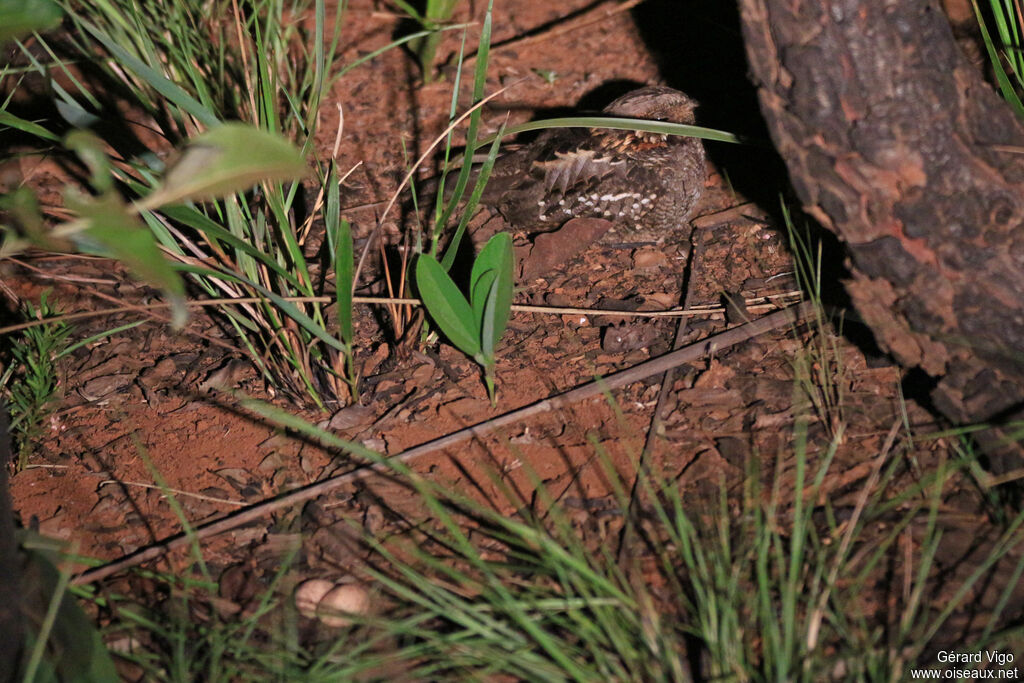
739 0 1024 461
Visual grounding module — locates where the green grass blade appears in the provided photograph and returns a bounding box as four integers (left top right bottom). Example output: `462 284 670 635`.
154 204 303 289
975 0 1024 116
336 26 469 80
483 116 744 146
176 262 347 355
334 220 354 348
434 0 494 249
0 110 60 142
74 16 219 128
325 163 354 347
440 120 505 271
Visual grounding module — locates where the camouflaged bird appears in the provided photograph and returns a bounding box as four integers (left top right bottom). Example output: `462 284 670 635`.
480 86 706 241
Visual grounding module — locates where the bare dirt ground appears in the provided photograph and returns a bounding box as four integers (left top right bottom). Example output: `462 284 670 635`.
4 0 1018 660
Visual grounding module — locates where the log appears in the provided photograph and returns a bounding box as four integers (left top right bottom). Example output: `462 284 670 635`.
739 0 1024 467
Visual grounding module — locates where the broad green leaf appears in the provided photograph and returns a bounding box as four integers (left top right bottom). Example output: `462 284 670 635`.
67 193 186 327
0 0 61 44
471 232 514 357
137 123 308 210
416 254 480 358
479 275 500 362
470 267 496 325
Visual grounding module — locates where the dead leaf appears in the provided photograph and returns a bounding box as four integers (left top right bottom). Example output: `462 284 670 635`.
199 359 250 392
327 405 375 431
519 217 613 280
632 247 668 269
693 359 735 389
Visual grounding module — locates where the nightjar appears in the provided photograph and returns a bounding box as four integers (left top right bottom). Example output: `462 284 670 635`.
480 86 706 241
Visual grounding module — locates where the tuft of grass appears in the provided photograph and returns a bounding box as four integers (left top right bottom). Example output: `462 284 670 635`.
5 0 367 409
32 386 1021 679
783 203 848 438
233 395 1024 680
0 291 71 469
975 0 1024 116
1 125 309 330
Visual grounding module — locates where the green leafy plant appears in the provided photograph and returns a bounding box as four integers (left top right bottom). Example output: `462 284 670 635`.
783 202 848 436
0 293 71 469
415 231 513 404
1 0 371 408
393 0 460 82
376 1 500 345
2 126 307 330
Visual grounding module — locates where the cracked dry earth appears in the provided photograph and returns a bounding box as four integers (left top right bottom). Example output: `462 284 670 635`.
4 0 1019 651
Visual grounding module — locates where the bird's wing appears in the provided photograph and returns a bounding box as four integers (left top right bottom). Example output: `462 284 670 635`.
532 149 625 197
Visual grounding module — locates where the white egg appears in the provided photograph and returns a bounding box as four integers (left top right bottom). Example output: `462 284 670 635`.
294 579 335 619
317 583 371 628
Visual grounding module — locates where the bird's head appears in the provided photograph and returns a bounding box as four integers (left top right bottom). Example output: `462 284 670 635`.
603 86 699 125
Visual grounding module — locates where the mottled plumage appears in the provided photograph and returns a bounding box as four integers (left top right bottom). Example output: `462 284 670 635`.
481 86 706 241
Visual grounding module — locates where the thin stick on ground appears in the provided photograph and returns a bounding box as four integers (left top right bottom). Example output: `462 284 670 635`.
0 291 803 336
73 301 815 586
617 226 708 566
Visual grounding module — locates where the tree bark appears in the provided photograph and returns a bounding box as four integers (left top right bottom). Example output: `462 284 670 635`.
738 0 1024 463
